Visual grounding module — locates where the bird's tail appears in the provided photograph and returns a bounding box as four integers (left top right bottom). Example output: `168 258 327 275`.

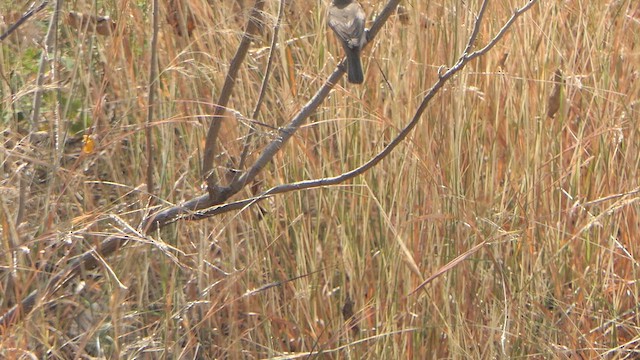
346 50 364 84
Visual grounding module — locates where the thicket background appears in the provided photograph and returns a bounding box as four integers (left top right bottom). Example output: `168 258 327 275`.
2 0 640 358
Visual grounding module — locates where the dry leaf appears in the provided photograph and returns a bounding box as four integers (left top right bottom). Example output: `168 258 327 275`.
67 11 116 36
498 52 509 68
547 68 564 118
342 293 360 334
82 135 96 154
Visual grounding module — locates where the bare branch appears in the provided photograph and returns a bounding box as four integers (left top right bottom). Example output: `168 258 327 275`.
367 0 401 42
0 0 540 333
238 0 287 170
145 1 540 231
161 0 541 225
0 1 48 42
462 0 489 55
201 0 266 199
464 1 538 61
144 0 405 231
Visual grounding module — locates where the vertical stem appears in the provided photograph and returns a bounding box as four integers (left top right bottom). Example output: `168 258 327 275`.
146 0 160 197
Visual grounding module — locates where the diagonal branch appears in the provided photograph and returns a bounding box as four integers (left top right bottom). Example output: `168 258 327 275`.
0 0 539 333
146 0 539 228
201 0 266 200
143 0 403 232
227 0 404 192
238 0 287 171
0 1 49 42
462 0 490 55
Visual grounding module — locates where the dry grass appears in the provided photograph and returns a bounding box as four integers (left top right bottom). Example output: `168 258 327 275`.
2 0 640 358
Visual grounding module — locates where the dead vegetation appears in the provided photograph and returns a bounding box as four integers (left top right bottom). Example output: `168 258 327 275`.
1 0 640 358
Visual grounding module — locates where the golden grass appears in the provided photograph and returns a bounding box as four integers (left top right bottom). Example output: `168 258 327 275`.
2 0 640 358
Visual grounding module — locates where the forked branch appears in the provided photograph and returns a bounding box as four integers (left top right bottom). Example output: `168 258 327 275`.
143 0 403 231
201 0 266 199
157 0 540 225
0 0 539 332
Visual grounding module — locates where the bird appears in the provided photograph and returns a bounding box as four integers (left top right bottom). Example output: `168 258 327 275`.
327 0 367 84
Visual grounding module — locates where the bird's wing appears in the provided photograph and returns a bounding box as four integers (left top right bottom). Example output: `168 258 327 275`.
328 4 365 49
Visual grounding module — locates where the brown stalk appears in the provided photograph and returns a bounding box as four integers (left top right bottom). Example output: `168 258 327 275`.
145 0 160 197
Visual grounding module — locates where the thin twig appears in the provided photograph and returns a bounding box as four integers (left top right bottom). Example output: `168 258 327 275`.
238 0 286 171
201 0 266 199
465 1 538 61
28 0 62 239
146 0 537 229
143 0 404 232
0 1 48 42
30 0 61 134
462 0 490 55
0 0 540 333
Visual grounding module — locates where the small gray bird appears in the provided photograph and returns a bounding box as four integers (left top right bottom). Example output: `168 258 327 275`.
327 0 366 84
